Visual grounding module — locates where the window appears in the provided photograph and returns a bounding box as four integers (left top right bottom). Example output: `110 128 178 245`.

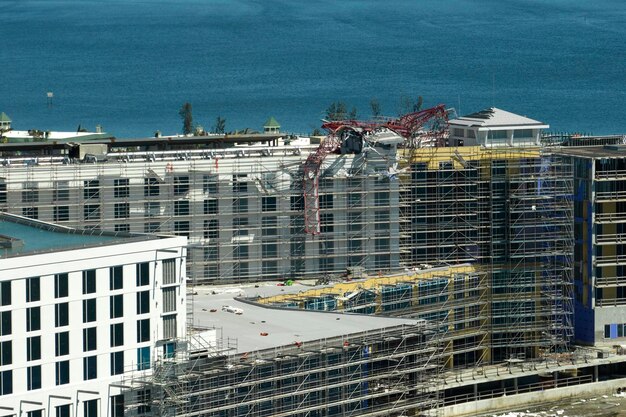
262 243 278 259
83 270 96 294
26 277 40 302
84 204 101 221
233 217 248 237
0 370 12 395
55 332 69 356
164 342 176 358
22 182 38 203
374 210 390 230
137 347 150 371
233 174 247 193
203 174 218 194
374 191 390 207
26 336 40 361
290 195 304 211
204 219 219 239
114 223 131 233
234 244 249 259
54 181 70 201
144 222 160 233
55 273 69 298
56 405 70 417
111 351 124 375
54 206 70 222
27 411 42 417
320 194 333 209
114 178 130 198
0 311 11 336
110 266 123 290
83 327 97 352
111 395 125 417
0 341 11 365
22 207 38 219
83 299 96 323
162 259 176 285
55 302 69 327
137 263 150 286
144 177 160 197
27 365 42 390
320 213 334 233
163 315 177 339
173 176 190 195
233 197 248 213
83 356 97 380
137 390 151 414
114 202 129 219
262 196 277 212
0 281 10 306
84 180 100 199
0 183 5 204
204 245 218 261
137 290 150 314
110 323 124 347
162 288 176 313
84 399 98 417
174 221 190 237
261 216 278 237
110 295 123 318
26 307 40 331
145 201 160 218
174 200 190 216
204 198 218 214
55 361 69 385
137 319 150 343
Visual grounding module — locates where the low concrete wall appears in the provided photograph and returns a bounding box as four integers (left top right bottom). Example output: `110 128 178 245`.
439 377 626 417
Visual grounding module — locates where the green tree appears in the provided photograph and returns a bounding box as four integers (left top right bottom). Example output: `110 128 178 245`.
213 116 226 134
179 102 193 135
370 98 381 118
348 106 358 120
325 101 348 121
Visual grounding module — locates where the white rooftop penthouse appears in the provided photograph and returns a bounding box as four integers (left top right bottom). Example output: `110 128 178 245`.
449 107 549 147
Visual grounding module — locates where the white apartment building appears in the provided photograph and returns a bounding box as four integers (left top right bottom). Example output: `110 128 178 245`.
0 213 187 417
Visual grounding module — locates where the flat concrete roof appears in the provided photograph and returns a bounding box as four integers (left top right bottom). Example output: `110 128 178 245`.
192 283 421 354
0 213 155 258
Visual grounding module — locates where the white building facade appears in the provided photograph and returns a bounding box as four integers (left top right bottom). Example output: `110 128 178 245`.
0 215 187 417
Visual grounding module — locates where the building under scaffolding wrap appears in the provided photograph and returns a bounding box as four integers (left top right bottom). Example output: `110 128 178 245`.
123 321 443 417
399 146 575 362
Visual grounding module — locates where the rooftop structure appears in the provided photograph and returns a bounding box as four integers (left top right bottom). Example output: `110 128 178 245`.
448 107 549 147
0 112 11 131
263 116 280 133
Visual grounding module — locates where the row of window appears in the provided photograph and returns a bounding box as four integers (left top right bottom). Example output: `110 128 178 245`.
0 263 155 307
0 347 151 395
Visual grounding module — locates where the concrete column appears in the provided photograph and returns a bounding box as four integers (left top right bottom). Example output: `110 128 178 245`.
514 377 518 393
594 365 599 382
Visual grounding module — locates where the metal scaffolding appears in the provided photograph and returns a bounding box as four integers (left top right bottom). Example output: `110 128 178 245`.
126 323 444 417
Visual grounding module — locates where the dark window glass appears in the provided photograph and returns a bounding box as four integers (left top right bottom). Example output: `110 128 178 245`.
0 281 11 306
84 180 100 199
136 263 149 286
55 332 69 356
110 295 123 318
0 370 12 395
114 178 130 198
27 365 42 390
53 206 70 222
110 323 124 347
83 299 97 323
55 361 70 385
83 327 97 352
137 291 150 314
83 270 96 294
26 336 40 361
137 319 150 343
173 176 189 195
54 274 69 298
26 307 41 331
111 395 125 417
0 311 11 336
83 356 97 380
26 277 40 302
111 351 124 376
55 303 69 327
0 341 11 366
137 347 150 371
110 266 123 290
144 177 160 197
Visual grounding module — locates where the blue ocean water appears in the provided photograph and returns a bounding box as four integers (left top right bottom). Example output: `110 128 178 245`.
0 0 624 137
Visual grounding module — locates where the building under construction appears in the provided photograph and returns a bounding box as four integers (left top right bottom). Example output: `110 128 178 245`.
0 106 579 415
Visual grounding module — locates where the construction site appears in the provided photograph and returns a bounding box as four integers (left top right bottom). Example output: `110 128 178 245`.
1 106 618 416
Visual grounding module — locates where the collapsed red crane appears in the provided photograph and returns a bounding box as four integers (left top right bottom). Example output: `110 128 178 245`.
303 104 448 235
